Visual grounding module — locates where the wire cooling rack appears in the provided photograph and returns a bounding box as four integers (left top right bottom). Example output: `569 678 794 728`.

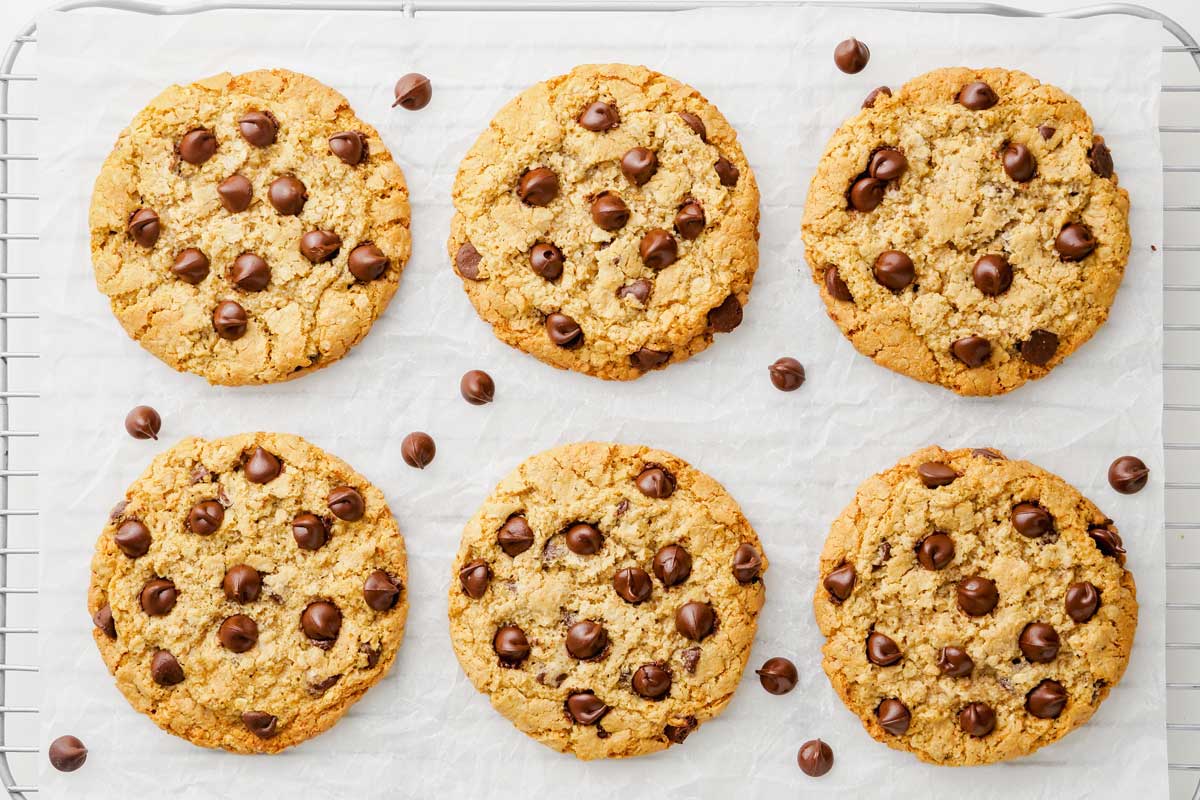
2 0 1198 796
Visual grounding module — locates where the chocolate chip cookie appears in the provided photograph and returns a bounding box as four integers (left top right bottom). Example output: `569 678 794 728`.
88 432 407 753
813 445 1137 765
90 69 411 385
448 442 767 758
802 67 1130 395
449 64 759 380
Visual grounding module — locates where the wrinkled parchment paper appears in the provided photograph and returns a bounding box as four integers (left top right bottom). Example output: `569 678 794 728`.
36 6 1165 798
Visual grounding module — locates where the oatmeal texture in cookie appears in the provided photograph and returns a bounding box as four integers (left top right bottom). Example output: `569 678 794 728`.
449 63 760 380
90 69 411 385
814 445 1136 766
88 432 407 753
448 442 767 758
802 67 1130 395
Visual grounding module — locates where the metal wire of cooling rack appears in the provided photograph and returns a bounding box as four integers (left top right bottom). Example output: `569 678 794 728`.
2 0 1199 796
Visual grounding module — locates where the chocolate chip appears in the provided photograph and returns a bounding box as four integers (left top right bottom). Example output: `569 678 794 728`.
327 486 365 521
223 564 261 603
363 570 402 611
675 602 715 641
957 81 998 110
591 191 630 231
267 175 307 216
639 229 678 270
1026 680 1068 719
769 357 805 392
529 243 564 281
707 294 743 332
238 110 278 147
951 335 992 368
937 646 974 677
301 601 341 643
546 312 583 349
292 513 328 550
218 614 258 652
48 735 87 772
849 177 885 211
756 657 797 695
732 542 763 583
347 244 389 282
958 702 996 737
1089 136 1114 178
140 578 177 616
972 254 1012 296
1002 143 1036 182
632 664 672 699
579 101 619 131
89 602 116 640
187 500 225 535
517 168 559 206
172 248 210 284
1020 622 1060 662
957 576 999 616
714 157 739 187
637 465 676 498
309 674 342 696
460 369 494 405
674 202 706 239
824 265 852 301
212 301 248 340
873 250 914 291
497 514 534 556
300 230 342 264
360 643 381 669
621 147 657 185
664 717 698 744
653 544 692 586
1020 329 1059 366
493 624 530 666
862 86 892 108
393 73 432 110
1012 502 1053 538
228 253 271 292
877 699 911 735
401 432 436 469
678 112 707 141
834 37 869 73
823 562 855 602
179 128 217 164
124 405 160 440
1055 223 1096 261
566 692 610 725
151 650 184 685
972 447 1005 460
1109 455 1149 494
127 208 160 247
217 174 252 213
613 567 653 604
1039 125 1056 140
866 631 901 666
566 620 607 659
242 447 281 484
916 532 955 570
797 739 834 777
1089 526 1127 565
917 462 958 488
242 711 278 739
629 348 671 371
869 149 907 181
329 131 368 165
459 560 491 598
1066 581 1101 623
618 279 652 304
115 519 151 558
564 522 603 555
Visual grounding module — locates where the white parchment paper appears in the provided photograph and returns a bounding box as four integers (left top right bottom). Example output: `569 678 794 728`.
35 6 1166 798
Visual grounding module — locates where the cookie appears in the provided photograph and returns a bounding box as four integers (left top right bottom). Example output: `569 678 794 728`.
89 69 411 385
801 67 1130 395
449 64 760 380
813 445 1137 766
448 442 766 758
88 432 407 753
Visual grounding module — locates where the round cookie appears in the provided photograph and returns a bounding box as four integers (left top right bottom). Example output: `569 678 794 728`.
448 442 767 758
813 445 1137 766
449 63 760 380
801 67 1130 395
88 432 407 753
90 69 411 385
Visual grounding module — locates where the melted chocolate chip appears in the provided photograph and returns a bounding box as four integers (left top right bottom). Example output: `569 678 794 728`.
916 532 955 570
497 514 535 556
613 567 653 604
877 699 911 735
653 544 692 586
459 560 491 598
823 562 856 602
957 576 999 616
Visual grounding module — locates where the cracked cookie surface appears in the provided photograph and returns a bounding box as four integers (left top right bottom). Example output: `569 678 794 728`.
90 69 411 385
448 442 766 758
801 67 1130 395
449 64 759 380
88 432 408 753
813 445 1137 766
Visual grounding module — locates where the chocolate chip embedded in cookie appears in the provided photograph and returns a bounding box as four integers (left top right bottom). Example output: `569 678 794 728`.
802 67 1130 395
448 442 767 759
88 432 408 753
813 445 1137 766
449 64 759 380
89 69 412 385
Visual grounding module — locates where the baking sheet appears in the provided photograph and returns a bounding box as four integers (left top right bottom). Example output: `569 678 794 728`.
34 5 1166 798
